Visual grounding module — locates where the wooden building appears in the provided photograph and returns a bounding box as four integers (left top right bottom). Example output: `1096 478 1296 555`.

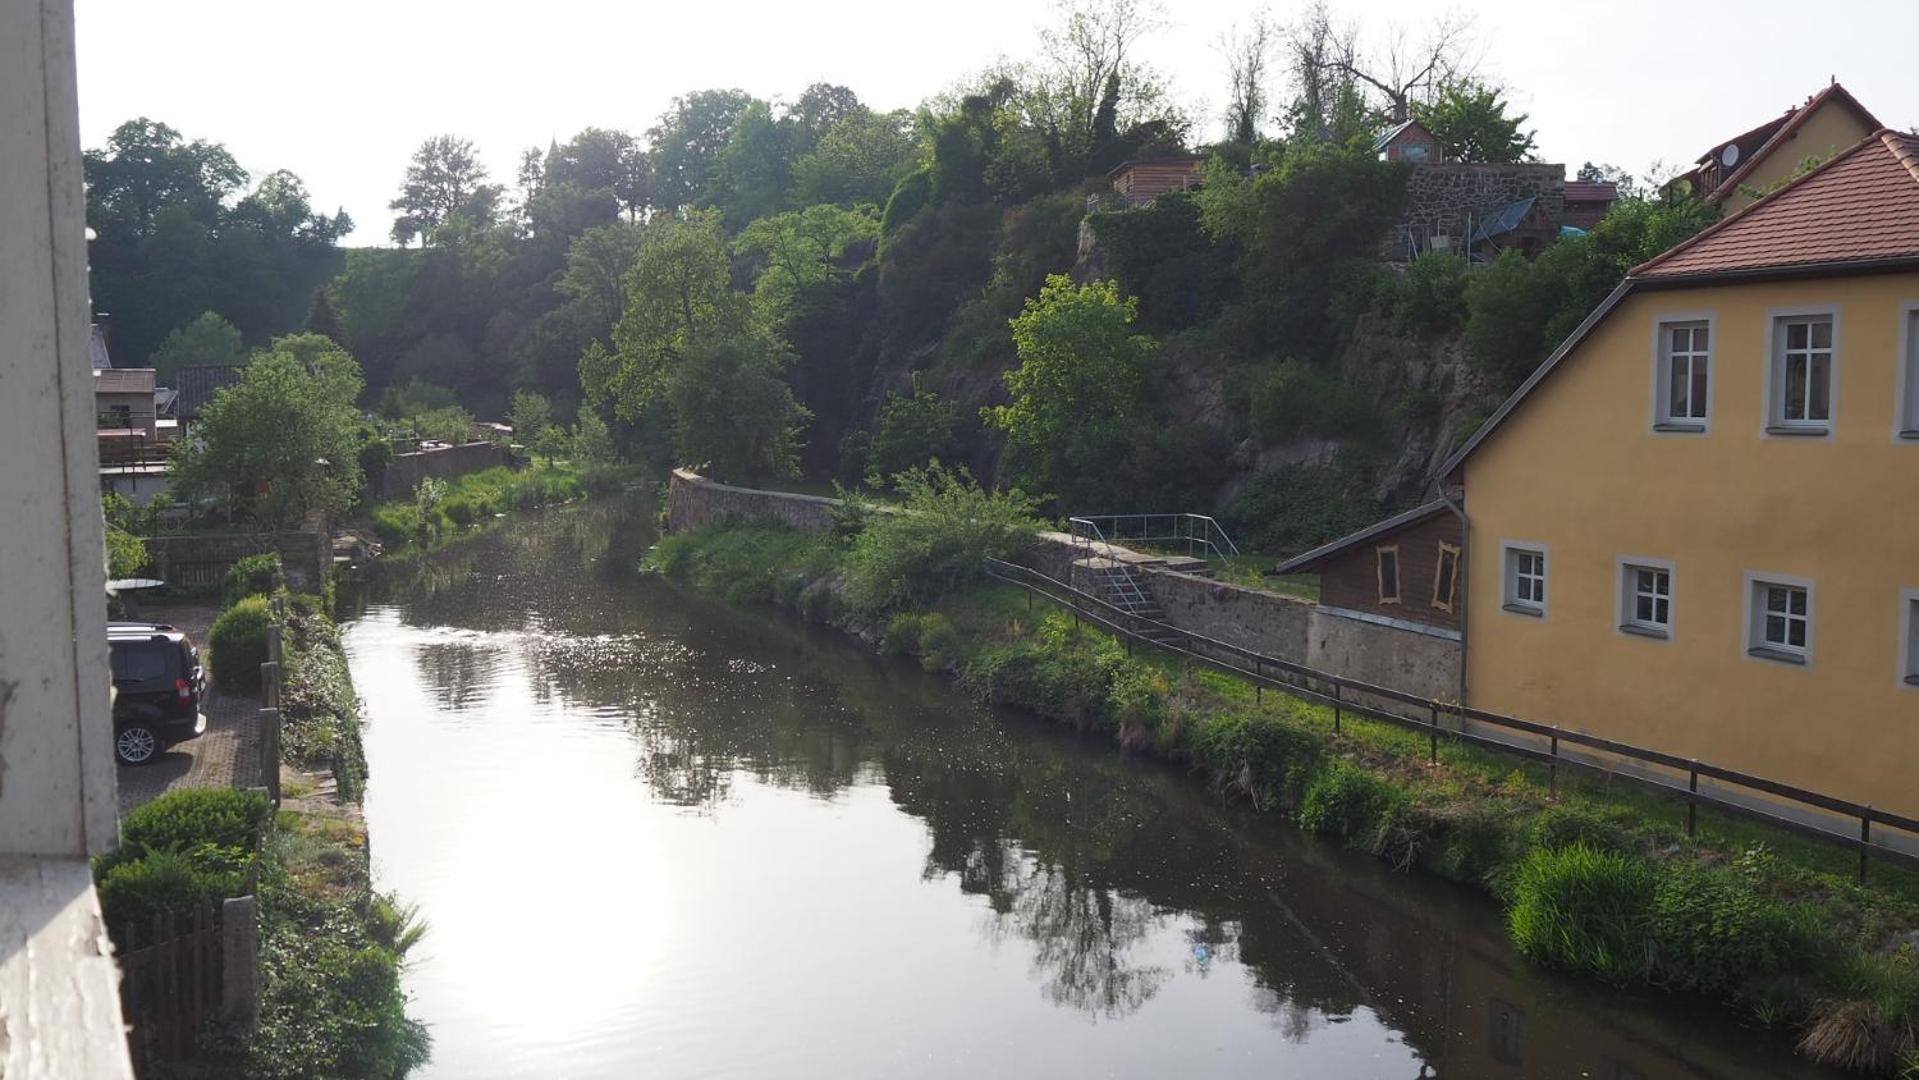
1270 500 1464 639
1675 81 1880 211
1108 156 1203 207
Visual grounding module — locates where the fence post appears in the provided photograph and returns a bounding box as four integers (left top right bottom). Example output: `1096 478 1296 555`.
1548 730 1559 797
260 706 282 804
1686 763 1699 838
1860 811 1872 885
1428 703 1439 764
1333 682 1342 735
221 895 261 1021
1253 659 1262 705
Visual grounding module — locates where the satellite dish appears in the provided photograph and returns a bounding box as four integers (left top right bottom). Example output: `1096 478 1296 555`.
1720 144 1741 168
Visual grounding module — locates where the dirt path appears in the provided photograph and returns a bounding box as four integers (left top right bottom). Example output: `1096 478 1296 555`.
115 600 266 814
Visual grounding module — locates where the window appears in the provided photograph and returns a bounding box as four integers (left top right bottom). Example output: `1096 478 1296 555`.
1902 309 1919 437
1747 575 1813 664
1432 542 1460 614
1503 545 1546 616
1401 143 1430 163
1619 561 1672 638
1770 314 1834 432
1903 592 1919 687
1656 321 1710 429
1375 546 1401 605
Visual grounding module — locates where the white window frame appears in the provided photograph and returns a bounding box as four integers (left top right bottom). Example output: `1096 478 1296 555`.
1765 307 1839 437
1650 315 1714 433
1501 541 1548 617
1897 304 1919 441
1744 571 1815 667
1432 541 1461 614
1901 588 1919 689
1616 557 1675 640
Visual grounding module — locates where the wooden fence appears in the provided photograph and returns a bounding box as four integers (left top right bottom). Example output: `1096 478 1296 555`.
985 558 1919 881
118 905 225 1073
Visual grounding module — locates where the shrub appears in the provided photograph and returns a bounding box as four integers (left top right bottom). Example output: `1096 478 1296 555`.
1647 860 1811 995
121 787 272 855
1191 711 1323 810
1299 761 1407 842
1391 252 1470 336
1246 359 1376 446
371 502 433 546
866 388 963 481
209 595 273 694
1507 844 1657 984
1228 460 1385 557
844 463 1042 614
881 612 923 657
915 614 960 672
962 642 1111 728
1528 804 1634 855
96 849 243 929
222 553 281 610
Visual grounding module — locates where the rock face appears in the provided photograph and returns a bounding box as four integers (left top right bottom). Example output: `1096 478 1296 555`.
1335 313 1490 506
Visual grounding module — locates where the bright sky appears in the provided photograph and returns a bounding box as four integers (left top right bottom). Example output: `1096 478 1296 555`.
75 0 1916 245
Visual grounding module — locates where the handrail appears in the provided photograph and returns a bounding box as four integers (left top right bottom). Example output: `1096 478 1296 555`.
1067 513 1241 561
983 556 1919 878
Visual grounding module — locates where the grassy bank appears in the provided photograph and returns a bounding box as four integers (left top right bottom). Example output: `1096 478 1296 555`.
368 460 640 552
652 519 1919 1076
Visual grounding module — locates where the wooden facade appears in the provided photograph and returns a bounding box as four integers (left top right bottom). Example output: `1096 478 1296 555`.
1109 157 1203 206
1274 502 1464 634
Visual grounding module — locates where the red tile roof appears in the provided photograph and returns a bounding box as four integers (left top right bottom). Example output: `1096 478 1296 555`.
1564 181 1618 203
1635 130 1919 279
1706 82 1882 202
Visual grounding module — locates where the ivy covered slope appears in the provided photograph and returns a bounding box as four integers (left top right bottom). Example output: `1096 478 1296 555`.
647 478 1918 1077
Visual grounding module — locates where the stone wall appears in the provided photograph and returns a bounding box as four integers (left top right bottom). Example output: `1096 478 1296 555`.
377 441 511 501
666 468 839 534
665 469 1462 701
144 528 330 592
1389 163 1566 257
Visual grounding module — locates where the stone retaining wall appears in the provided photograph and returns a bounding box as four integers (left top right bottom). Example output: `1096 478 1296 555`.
377 441 511 501
664 470 1463 700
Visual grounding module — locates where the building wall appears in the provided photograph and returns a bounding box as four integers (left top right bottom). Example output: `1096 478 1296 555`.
1717 103 1876 212
1113 162 1201 204
1390 163 1565 258
96 388 157 437
1318 513 1465 632
1462 273 1919 816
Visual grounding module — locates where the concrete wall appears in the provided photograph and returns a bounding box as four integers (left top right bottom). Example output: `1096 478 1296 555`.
377 440 511 500
665 470 1462 701
144 528 330 592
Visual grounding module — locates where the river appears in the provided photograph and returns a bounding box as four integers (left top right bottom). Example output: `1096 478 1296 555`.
345 500 1830 1079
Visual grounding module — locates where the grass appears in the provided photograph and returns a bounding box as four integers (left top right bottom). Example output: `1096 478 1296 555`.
368 460 643 553
653 519 1919 1076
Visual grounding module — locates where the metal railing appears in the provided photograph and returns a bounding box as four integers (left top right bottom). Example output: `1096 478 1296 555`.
983 557 1919 881
1068 514 1241 562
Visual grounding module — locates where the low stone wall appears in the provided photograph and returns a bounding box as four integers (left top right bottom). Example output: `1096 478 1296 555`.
377 441 511 501
143 529 329 592
666 468 839 533
665 470 1462 701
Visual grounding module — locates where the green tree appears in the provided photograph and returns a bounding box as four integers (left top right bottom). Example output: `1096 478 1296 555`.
170 333 367 526
734 204 879 319
867 385 963 481
101 494 150 579
304 287 343 343
664 335 809 480
792 108 918 207
149 312 247 383
389 135 498 246
507 390 553 444
985 275 1156 505
1415 79 1536 164
648 90 761 210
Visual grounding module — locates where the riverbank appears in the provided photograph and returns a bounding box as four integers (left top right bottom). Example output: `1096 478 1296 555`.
364 459 643 557
651 520 1919 1076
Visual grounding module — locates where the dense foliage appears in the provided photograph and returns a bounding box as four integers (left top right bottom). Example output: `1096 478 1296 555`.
209 595 272 693
93 788 270 931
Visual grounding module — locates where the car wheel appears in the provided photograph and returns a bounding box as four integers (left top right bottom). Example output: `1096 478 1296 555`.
116 724 160 765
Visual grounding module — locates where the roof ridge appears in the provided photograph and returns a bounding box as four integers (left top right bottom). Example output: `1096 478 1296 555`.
1708 82 1881 201
1632 128 1891 276
1881 129 1919 186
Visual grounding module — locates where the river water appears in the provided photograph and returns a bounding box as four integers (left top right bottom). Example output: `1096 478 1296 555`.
346 501 1830 1079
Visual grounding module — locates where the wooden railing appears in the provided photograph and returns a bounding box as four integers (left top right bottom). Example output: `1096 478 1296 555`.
984 557 1919 881
118 905 224 1073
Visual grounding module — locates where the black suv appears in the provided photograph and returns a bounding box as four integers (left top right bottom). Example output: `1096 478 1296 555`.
110 622 207 765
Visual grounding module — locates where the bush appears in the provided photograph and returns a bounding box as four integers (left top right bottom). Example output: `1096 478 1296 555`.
223 553 281 610
1507 844 1656 984
1391 252 1470 336
1648 860 1812 995
1528 804 1634 855
1247 359 1376 446
1299 761 1407 842
1191 711 1323 810
121 787 272 855
96 849 244 929
844 464 1042 614
866 388 963 482
209 595 273 693
963 641 1112 728
1227 460 1385 556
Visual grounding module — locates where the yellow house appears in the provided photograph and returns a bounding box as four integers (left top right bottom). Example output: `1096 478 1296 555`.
1676 81 1880 212
1441 129 1919 818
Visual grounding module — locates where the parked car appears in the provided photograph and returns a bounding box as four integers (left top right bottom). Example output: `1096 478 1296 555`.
109 622 207 765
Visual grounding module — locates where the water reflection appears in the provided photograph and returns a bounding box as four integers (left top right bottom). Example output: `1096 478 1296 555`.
350 501 1832 1080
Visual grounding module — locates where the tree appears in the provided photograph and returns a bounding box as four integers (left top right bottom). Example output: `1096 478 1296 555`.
1334 6 1475 124
170 333 366 526
711 101 797 224
1278 3 1375 143
304 287 344 343
1217 10 1277 145
101 494 149 579
792 108 918 207
733 204 879 319
84 118 245 239
648 90 761 210
149 312 247 383
867 385 963 481
507 390 553 444
664 335 809 480
389 136 497 246
1024 0 1181 174
985 275 1157 505
1415 79 1534 164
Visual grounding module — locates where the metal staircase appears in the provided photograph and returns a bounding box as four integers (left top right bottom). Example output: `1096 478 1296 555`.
1075 558 1190 647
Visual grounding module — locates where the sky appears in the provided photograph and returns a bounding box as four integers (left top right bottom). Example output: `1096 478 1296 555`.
75 0 1917 245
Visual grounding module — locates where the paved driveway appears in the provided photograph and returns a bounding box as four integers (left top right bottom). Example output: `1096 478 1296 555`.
115 601 266 814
